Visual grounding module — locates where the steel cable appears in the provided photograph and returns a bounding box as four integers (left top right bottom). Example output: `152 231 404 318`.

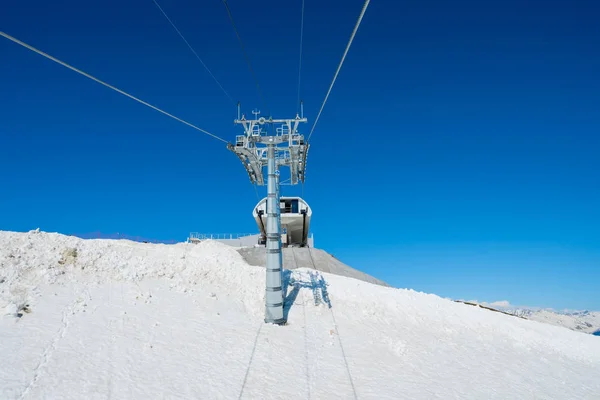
0 31 228 144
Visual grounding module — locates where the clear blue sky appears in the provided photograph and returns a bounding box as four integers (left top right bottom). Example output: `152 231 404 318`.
1 0 599 310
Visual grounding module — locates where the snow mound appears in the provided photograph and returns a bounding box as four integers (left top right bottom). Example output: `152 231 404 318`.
0 230 265 318
1 230 600 399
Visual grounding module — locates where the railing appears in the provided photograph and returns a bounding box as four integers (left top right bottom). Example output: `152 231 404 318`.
188 233 258 241
276 125 290 135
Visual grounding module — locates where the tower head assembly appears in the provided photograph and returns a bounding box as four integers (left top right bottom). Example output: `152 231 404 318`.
227 109 309 185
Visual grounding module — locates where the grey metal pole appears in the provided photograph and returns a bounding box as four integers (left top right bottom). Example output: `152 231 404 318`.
265 144 285 324
276 171 284 292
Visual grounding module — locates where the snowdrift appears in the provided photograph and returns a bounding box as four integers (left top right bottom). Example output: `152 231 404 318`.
1 230 599 399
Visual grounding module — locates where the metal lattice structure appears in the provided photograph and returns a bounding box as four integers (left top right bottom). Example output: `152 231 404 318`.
228 108 308 325
227 109 309 186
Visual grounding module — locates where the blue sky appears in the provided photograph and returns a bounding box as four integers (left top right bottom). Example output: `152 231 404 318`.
1 0 599 310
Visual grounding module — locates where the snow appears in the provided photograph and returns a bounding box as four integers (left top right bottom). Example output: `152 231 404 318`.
517 310 600 334
474 301 600 335
1 230 600 399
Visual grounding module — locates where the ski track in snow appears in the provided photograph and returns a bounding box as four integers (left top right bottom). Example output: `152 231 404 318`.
19 298 72 399
238 323 262 400
1 230 600 399
329 306 358 400
301 290 311 400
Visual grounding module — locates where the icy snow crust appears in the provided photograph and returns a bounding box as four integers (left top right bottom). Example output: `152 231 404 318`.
1 231 599 399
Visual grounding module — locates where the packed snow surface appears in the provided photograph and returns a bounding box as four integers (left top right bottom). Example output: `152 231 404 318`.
1 230 599 399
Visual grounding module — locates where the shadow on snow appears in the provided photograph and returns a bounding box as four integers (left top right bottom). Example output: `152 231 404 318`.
282 269 331 320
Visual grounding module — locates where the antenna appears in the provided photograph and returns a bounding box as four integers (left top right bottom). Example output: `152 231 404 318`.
237 101 241 120
228 109 308 324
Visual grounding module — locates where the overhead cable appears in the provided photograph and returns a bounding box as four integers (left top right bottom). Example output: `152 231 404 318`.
307 0 370 142
253 183 260 201
151 0 235 105
296 0 305 113
0 31 228 144
221 0 268 113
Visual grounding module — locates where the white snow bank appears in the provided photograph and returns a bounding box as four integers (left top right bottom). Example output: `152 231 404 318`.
1 230 599 399
0 230 265 318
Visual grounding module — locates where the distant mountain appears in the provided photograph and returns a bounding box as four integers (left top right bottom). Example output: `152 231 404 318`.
471 301 600 335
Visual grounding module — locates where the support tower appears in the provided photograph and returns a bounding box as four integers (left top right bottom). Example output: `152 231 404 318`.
228 107 308 324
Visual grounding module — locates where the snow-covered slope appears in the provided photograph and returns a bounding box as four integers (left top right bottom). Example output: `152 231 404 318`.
1 230 600 399
474 301 600 335
512 309 600 335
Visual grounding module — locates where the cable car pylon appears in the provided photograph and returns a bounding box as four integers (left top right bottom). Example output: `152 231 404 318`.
228 103 308 324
